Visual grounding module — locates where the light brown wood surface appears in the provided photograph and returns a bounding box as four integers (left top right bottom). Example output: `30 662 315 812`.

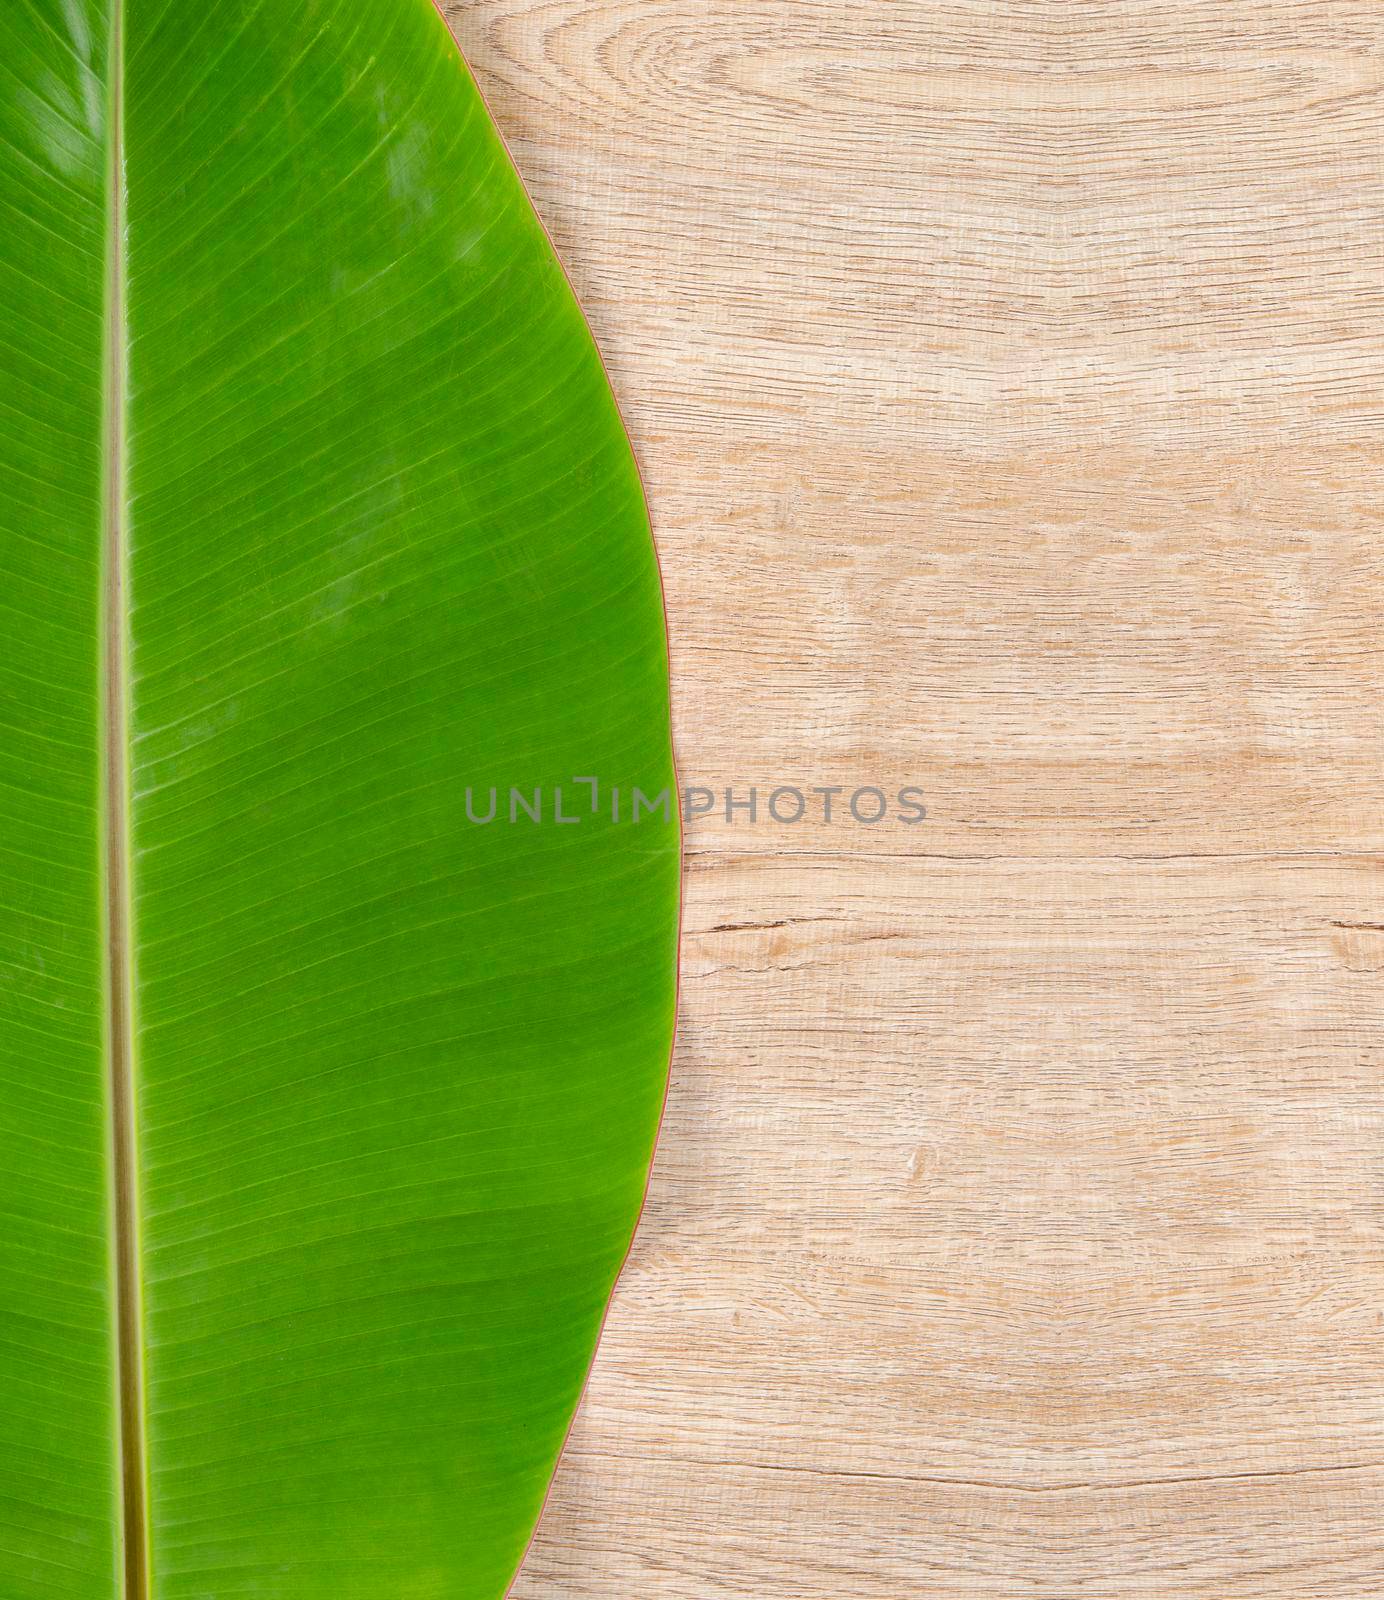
440 2 1384 1593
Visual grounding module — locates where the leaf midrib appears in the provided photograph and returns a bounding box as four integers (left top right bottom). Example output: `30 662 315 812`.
100 2 148 1596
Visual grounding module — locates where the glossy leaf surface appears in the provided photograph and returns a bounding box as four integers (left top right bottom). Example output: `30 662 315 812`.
0 1 677 1595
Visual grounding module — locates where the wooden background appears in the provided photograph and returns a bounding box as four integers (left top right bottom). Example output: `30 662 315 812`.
441 2 1384 1594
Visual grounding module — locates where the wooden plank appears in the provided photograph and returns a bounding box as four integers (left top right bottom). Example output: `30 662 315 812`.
599 855 1384 1474
439 0 1384 1592
515 1460 1384 1598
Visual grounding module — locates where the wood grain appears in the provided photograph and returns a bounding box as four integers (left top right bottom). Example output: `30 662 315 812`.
440 1 1384 1592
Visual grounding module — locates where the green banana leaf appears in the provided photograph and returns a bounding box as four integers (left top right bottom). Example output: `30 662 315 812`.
0 0 679 1595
